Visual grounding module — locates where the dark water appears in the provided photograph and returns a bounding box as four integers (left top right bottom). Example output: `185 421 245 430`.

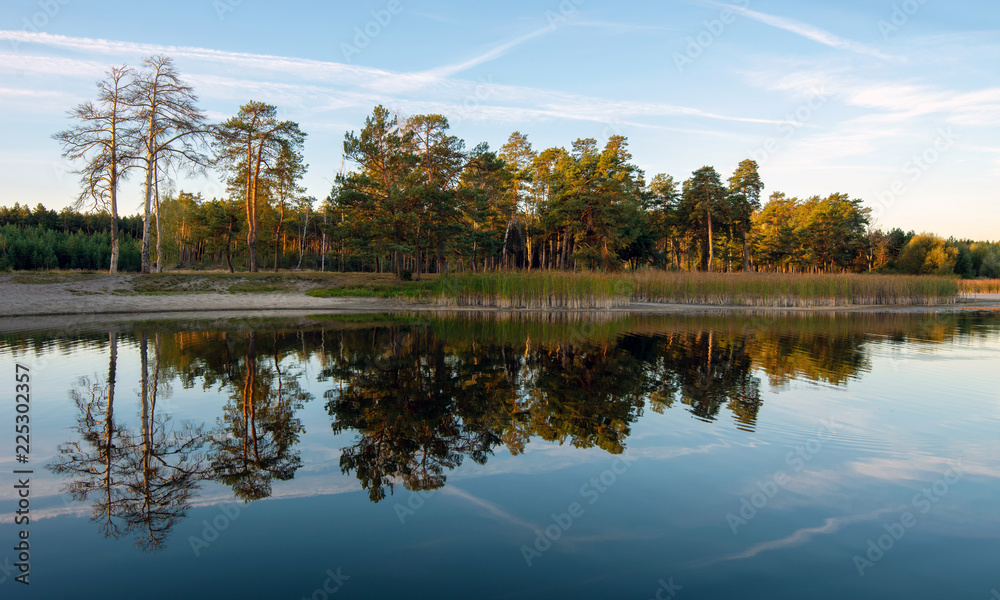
1 312 998 599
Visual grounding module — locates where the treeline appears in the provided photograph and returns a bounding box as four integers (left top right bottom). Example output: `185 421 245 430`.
0 204 144 271
4 197 997 279
0 223 141 272
6 54 998 277
0 203 144 237
325 107 998 277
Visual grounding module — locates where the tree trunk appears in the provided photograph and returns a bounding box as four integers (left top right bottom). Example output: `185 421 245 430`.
141 154 154 273
140 109 157 273
274 199 285 272
742 230 750 272
707 206 714 273
247 139 264 273
296 209 308 271
154 162 162 273
109 175 120 276
225 216 235 273
415 243 422 281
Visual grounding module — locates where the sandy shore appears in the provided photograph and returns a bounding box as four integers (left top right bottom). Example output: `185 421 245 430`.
1 274 997 330
0 273 400 317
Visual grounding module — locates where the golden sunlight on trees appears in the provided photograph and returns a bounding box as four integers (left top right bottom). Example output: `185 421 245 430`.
27 81 1000 279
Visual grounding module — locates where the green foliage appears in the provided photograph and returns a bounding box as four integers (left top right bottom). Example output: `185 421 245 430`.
214 101 307 272
897 233 958 275
0 224 140 272
753 193 870 273
8 98 997 278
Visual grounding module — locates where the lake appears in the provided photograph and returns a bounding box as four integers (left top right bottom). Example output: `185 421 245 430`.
1 311 998 599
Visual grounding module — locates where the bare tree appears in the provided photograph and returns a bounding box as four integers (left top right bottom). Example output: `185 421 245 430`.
49 332 211 552
129 56 210 274
53 66 135 275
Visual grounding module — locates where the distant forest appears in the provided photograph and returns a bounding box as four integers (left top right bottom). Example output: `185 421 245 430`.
1 56 997 278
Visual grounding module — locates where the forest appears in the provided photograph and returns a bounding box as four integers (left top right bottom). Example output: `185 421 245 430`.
1 56 997 279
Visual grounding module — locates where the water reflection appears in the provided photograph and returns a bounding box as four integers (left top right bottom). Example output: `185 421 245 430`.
49 332 209 551
209 331 310 501
17 311 994 551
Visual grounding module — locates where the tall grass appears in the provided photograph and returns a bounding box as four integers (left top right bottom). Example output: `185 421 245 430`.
628 272 958 307
960 279 1000 294
431 271 634 309
428 271 959 308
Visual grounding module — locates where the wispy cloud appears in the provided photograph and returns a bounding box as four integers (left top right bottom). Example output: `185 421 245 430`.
743 62 1000 131
0 30 781 133
0 30 391 89
415 25 555 81
444 486 540 533
571 20 677 34
696 507 899 567
712 3 897 61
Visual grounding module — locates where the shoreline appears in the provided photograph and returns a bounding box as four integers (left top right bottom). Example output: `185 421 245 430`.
1 274 997 331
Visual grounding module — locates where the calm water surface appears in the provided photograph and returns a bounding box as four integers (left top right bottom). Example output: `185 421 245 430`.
1 312 998 599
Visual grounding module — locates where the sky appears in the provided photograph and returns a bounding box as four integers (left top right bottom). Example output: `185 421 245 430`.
0 0 998 240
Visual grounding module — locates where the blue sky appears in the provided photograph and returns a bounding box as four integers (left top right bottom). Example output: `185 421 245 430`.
1 0 998 239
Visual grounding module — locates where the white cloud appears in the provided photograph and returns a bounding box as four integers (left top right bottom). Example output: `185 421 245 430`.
714 3 897 61
0 30 782 136
746 64 1000 128
698 507 900 566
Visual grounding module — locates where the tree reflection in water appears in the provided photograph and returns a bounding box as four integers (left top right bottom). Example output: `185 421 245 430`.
210 331 310 501
322 318 765 502
39 312 996 547
49 332 209 552
48 329 311 549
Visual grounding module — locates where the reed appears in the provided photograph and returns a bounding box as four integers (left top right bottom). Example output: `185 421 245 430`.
960 279 1000 294
628 271 958 307
431 271 634 309
429 271 959 309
